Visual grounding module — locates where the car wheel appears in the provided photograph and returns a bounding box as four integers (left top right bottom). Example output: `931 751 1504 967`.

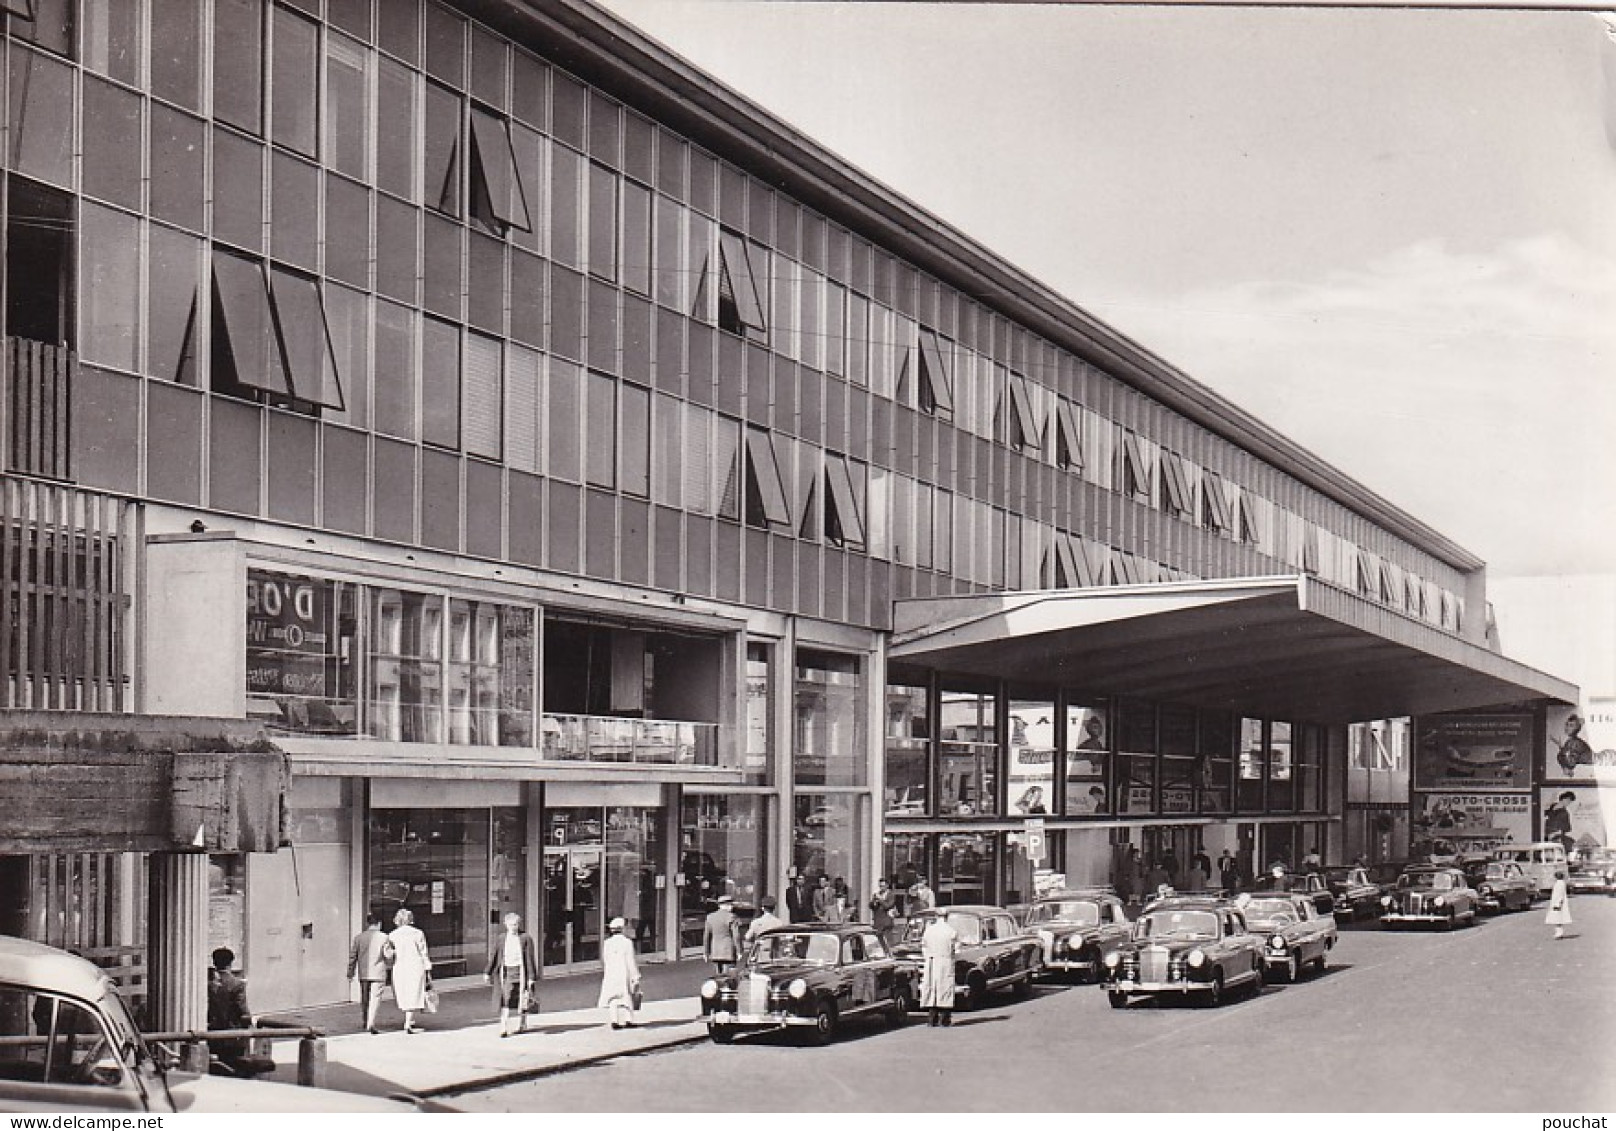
1284 954 1300 983
890 986 916 1025
1107 990 1129 1010
807 1001 837 1046
1010 973 1033 1000
1204 972 1225 1007
708 1025 736 1045
965 972 988 1011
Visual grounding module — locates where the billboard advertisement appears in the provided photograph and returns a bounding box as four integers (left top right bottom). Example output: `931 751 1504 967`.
1540 785 1614 852
1413 714 1532 792
1543 703 1616 783
1411 793 1532 858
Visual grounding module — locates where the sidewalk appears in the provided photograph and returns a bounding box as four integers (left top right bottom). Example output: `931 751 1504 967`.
261 956 713 1100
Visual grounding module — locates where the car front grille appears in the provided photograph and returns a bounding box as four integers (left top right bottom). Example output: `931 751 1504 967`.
741 973 772 1014
1405 893 1424 915
1140 946 1170 983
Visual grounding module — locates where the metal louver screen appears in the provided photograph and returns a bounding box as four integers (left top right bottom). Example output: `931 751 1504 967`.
1140 947 1169 983
742 974 771 1014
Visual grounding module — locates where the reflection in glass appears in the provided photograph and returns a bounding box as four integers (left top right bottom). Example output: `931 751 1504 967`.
794 651 863 787
884 680 929 817
938 689 995 816
366 588 443 743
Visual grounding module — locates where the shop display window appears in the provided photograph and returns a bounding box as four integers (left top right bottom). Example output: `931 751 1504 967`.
1007 697 1055 817
679 794 768 948
1199 710 1234 814
744 642 773 783
1268 720 1294 811
1065 702 1109 815
884 677 929 818
1238 717 1265 811
936 832 996 907
246 570 358 735
794 650 864 787
938 688 996 817
1117 754 1156 815
792 793 861 888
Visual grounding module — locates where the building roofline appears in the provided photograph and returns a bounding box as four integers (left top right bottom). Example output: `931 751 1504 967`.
473 0 1485 573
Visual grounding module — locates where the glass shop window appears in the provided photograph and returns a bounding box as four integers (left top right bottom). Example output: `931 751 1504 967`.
885 677 930 818
938 688 996 817
794 650 864 787
246 569 359 735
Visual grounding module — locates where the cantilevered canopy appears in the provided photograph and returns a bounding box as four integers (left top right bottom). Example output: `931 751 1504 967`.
890 575 1576 724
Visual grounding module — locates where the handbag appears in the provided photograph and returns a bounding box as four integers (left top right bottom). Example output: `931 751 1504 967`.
519 987 540 1015
631 984 644 1011
423 978 440 1014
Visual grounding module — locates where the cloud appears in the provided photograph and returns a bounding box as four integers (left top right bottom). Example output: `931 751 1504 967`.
1090 234 1616 578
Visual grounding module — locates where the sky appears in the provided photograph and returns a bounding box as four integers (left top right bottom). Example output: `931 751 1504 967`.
599 0 1616 585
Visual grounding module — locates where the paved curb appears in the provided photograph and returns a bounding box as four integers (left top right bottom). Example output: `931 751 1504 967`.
415 1024 710 1099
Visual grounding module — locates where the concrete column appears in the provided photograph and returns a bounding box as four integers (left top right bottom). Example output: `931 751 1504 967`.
146 852 210 1031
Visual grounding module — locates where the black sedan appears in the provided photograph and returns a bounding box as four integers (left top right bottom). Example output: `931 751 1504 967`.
700 924 914 1045
1020 889 1132 983
1569 847 1616 896
1099 895 1265 1008
892 906 1042 1009
1321 865 1386 920
1461 858 1536 913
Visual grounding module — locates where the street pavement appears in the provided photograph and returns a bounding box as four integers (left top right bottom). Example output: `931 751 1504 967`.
446 896 1616 1112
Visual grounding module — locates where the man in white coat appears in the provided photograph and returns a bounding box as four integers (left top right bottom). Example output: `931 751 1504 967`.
388 908 432 1034
919 913 959 1028
598 917 642 1029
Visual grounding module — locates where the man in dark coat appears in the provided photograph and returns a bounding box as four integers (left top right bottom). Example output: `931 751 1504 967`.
785 874 813 923
206 948 253 1073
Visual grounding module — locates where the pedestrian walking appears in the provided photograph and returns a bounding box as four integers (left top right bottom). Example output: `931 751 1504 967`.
746 896 784 943
346 912 394 1034
485 912 539 1038
388 908 432 1034
598 917 642 1029
869 878 899 944
704 894 739 973
1546 870 1574 940
918 913 959 1027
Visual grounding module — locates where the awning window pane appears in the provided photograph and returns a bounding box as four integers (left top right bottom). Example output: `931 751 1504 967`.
1055 400 1084 471
469 108 531 231
1054 535 1079 588
268 268 343 408
1160 452 1190 514
1202 470 1231 531
744 427 789 527
824 456 865 548
1008 375 1041 452
718 230 767 331
213 251 291 396
917 329 954 415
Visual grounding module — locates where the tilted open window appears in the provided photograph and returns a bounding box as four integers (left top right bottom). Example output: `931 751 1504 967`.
743 426 790 529
1355 549 1377 596
211 250 344 410
823 455 866 549
915 329 954 416
468 106 531 234
1120 433 1151 502
1000 373 1041 452
1201 470 1232 533
1053 399 1084 472
1158 451 1191 516
714 230 766 337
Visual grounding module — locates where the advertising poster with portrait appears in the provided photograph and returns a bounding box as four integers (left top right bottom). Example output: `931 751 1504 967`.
1412 793 1532 858
1543 703 1616 783
1412 714 1532 792
1539 786 1614 852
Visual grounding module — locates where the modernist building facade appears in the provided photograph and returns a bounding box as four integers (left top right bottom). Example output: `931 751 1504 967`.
0 0 1576 1015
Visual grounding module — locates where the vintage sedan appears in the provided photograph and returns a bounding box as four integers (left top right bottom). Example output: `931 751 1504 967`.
700 924 914 1045
1321 865 1385 920
892 906 1042 1009
1239 893 1338 982
1020 889 1132 983
1568 847 1616 896
1099 896 1264 1008
1255 870 1337 917
0 937 428 1112
1461 858 1536 913
1379 865 1480 928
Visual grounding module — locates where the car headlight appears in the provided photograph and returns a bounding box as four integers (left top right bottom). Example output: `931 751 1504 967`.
1103 951 1122 969
788 978 808 999
1269 935 1287 950
1381 895 1393 906
1479 886 1492 897
1187 949 1207 968
1433 896 1446 908
700 979 719 999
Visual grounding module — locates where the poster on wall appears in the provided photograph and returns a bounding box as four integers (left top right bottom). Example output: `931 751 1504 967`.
1543 703 1616 782
1540 786 1613 852
1413 714 1532 791
1411 793 1532 858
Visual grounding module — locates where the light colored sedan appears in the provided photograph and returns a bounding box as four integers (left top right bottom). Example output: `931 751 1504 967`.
1240 893 1338 982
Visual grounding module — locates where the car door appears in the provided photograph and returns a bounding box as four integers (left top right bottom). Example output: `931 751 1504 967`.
0 990 151 1112
861 931 896 1004
1098 899 1130 951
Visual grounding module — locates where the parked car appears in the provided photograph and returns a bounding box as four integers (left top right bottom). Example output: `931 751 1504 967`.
1099 895 1264 1009
1256 870 1337 917
1460 858 1536 913
1379 865 1480 929
699 924 914 1045
1019 889 1132 983
892 906 1041 1009
0 936 427 1112
1491 842 1569 896
1568 847 1616 896
1239 893 1338 982
1321 865 1386 920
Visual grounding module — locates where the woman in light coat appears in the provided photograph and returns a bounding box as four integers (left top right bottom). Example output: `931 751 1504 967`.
597 917 642 1029
1545 870 1574 940
918 913 959 1027
389 908 433 1033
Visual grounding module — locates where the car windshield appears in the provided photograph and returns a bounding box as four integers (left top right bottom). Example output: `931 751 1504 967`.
749 932 840 966
1134 909 1219 941
1026 901 1101 927
1242 899 1297 923
1399 872 1455 891
905 914 982 946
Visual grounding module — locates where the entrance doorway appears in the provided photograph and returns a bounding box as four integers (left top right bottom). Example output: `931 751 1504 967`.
541 845 603 970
